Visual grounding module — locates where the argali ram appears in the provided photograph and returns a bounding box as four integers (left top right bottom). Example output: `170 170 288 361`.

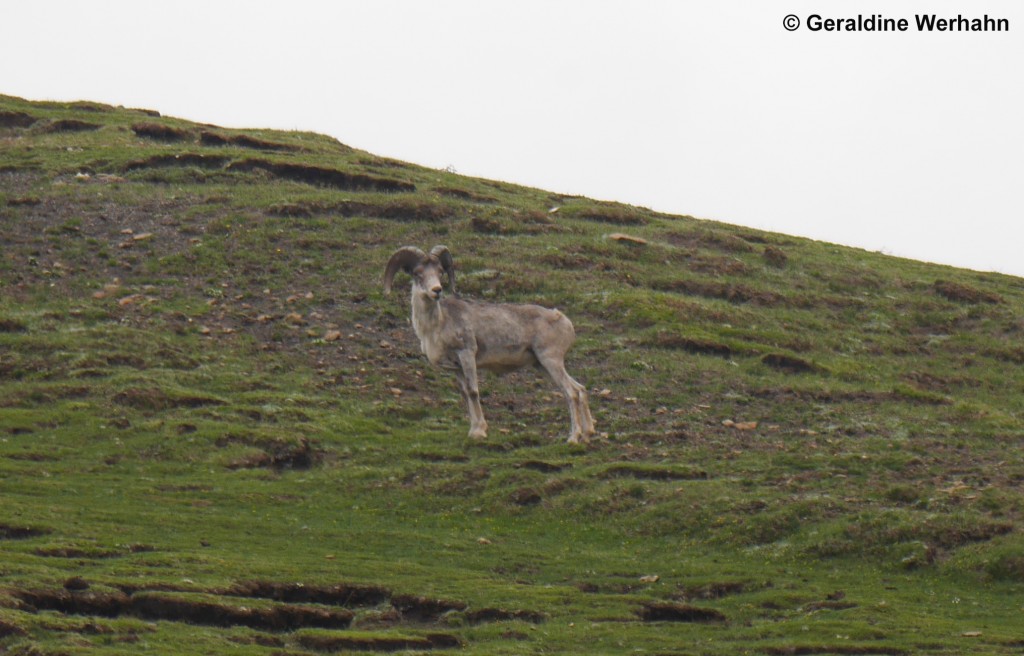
383 245 595 443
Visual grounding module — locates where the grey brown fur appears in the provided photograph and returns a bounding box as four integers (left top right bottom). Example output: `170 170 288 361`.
383 245 595 443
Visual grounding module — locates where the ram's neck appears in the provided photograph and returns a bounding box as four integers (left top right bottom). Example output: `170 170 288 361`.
411 293 443 344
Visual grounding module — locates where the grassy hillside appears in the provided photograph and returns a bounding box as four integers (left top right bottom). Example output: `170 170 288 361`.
2 93 1023 654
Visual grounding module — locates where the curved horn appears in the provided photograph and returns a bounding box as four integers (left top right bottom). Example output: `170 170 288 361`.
383 246 426 294
430 245 457 296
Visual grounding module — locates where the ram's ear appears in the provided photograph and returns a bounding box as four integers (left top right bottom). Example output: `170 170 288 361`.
430 245 457 296
383 246 426 294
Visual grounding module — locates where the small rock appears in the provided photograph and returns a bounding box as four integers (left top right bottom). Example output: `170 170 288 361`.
324 330 342 342
63 576 89 591
639 575 660 584
284 312 304 325
389 387 403 396
721 419 736 428
477 537 492 545
597 388 612 398
609 232 648 245
132 232 153 241
379 340 393 349
199 326 212 335
93 282 121 299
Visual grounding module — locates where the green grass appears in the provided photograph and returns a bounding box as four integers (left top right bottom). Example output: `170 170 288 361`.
2 93 1024 654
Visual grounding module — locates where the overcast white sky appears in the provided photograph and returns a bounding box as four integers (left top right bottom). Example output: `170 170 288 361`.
3 1 1022 276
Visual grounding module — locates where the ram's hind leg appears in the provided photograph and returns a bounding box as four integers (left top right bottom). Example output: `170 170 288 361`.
575 373 595 439
537 352 591 444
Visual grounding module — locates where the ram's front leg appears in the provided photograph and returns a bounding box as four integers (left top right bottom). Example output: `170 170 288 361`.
455 350 488 439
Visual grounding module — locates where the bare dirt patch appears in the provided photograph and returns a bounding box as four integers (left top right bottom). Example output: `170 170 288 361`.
803 599 858 612
123 153 231 171
760 353 821 374
637 601 726 623
0 318 28 333
0 110 37 128
464 607 546 624
112 387 225 412
509 487 544 506
227 158 415 193
573 206 648 226
414 451 470 463
390 594 467 622
648 333 734 358
268 199 456 223
130 593 354 631
12 589 130 618
200 131 301 152
688 255 750 276
0 524 51 540
297 632 461 652
675 580 755 602
225 581 390 607
9 588 354 632
934 280 1003 304
432 186 497 203
763 246 789 268
5 195 42 207
651 278 784 306
601 464 708 481
471 211 557 235
751 387 886 404
516 460 571 473
763 647 908 656
217 434 324 471
0 619 26 638
40 119 101 133
132 122 192 142
665 229 755 254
